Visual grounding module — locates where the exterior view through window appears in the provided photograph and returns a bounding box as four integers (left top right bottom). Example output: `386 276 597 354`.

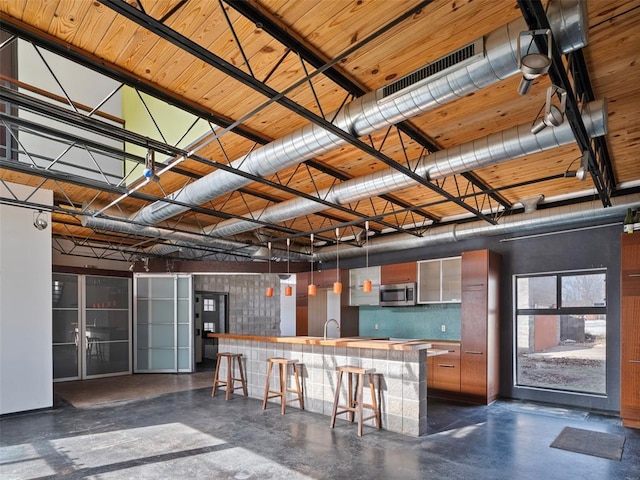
515 271 606 395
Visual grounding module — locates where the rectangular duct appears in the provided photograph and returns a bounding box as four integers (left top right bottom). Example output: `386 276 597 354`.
379 38 484 103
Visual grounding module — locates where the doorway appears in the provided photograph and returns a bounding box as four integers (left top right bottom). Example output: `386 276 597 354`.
194 291 228 371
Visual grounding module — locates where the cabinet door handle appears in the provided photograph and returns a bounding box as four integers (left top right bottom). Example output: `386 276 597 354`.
629 360 640 364
437 364 455 368
629 274 640 277
448 350 456 353
464 351 483 355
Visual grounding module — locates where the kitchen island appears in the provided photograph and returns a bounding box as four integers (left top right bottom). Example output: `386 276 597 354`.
208 333 436 436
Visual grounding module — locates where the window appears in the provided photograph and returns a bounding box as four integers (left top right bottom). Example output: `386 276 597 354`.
515 270 607 395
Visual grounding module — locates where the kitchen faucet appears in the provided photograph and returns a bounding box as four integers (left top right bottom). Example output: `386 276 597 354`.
323 318 340 339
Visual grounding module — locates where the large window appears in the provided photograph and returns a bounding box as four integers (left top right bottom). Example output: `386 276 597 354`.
515 270 606 395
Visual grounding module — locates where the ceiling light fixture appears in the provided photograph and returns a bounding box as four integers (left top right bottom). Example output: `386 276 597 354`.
266 242 274 298
308 234 316 296
285 238 292 296
333 228 342 294
564 150 589 181
33 210 48 230
517 29 552 95
362 221 372 293
531 85 566 134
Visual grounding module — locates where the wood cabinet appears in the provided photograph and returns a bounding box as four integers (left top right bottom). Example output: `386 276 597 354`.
621 233 640 428
428 342 461 392
381 262 416 284
460 249 500 404
417 257 461 303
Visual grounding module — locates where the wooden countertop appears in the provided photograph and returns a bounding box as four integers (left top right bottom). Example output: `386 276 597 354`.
207 333 433 351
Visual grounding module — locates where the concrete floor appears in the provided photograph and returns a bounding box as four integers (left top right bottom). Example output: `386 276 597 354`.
1 383 639 480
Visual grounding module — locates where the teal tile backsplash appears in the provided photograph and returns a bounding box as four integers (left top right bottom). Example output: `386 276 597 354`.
359 303 461 340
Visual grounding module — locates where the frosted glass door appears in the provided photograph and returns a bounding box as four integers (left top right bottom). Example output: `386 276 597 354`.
135 275 193 372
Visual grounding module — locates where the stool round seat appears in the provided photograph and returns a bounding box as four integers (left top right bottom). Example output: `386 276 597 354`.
262 357 304 415
330 365 381 436
211 352 247 400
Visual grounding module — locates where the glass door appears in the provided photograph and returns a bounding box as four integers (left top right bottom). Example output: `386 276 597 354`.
52 274 80 381
135 274 193 372
84 276 132 378
53 274 131 381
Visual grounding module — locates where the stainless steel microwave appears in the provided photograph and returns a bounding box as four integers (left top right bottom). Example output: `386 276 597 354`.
379 283 416 306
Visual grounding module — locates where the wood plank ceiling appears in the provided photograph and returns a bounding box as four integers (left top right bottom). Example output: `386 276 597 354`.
0 0 639 263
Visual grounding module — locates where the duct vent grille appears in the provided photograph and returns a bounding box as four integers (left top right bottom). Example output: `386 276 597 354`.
380 38 484 103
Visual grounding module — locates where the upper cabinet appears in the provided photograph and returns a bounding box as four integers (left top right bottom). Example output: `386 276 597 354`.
349 266 381 306
417 257 461 303
380 262 416 284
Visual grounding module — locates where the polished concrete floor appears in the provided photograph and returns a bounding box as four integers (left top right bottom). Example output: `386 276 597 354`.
1 383 639 480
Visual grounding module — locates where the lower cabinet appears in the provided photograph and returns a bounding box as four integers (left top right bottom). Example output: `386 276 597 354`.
428 343 461 392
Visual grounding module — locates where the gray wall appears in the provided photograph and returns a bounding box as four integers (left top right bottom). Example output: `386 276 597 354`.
194 274 281 336
340 220 622 413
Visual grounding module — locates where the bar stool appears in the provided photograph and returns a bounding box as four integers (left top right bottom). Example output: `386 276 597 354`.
262 357 304 415
211 352 247 400
330 365 381 436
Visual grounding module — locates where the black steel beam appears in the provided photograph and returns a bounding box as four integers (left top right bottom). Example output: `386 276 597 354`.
100 0 497 224
517 0 611 207
226 0 511 213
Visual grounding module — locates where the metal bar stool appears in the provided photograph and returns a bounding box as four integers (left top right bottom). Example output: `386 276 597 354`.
330 365 381 436
262 357 304 415
211 352 247 400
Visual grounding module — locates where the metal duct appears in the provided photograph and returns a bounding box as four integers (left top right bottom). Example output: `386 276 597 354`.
315 193 640 261
187 99 606 240
103 0 586 230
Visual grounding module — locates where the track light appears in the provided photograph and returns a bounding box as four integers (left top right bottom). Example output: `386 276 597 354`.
129 263 135 272
517 29 552 95
143 258 150 272
33 210 48 230
531 86 566 134
564 150 589 181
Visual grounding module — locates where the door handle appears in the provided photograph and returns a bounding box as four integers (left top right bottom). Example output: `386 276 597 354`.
464 351 483 355
437 364 456 368
629 360 640 364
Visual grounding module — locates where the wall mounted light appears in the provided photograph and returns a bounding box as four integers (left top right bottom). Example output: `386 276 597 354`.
517 29 552 95
308 234 316 296
333 228 342 294
362 221 372 293
266 242 274 297
33 210 48 230
531 86 566 134
284 238 292 296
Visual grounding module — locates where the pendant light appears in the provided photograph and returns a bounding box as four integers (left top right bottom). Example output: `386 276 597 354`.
266 242 274 298
284 238 293 296
362 221 372 293
333 227 342 294
308 234 316 296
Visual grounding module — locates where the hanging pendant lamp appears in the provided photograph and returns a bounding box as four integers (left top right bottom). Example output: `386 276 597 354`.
333 227 342 294
308 234 316 296
266 242 274 298
362 221 372 293
285 238 292 296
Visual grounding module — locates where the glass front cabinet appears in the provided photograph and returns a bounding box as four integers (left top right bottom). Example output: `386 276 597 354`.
52 273 132 381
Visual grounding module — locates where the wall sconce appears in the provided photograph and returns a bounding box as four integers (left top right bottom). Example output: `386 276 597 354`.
517 29 552 95
284 238 292 296
266 242 274 297
33 210 48 230
362 221 372 293
308 234 316 296
531 86 566 134
333 228 342 294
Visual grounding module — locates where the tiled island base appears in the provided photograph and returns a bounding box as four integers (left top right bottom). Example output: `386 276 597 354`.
216 337 427 436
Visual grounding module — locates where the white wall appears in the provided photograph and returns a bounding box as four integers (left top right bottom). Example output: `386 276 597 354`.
279 275 297 336
0 182 53 414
